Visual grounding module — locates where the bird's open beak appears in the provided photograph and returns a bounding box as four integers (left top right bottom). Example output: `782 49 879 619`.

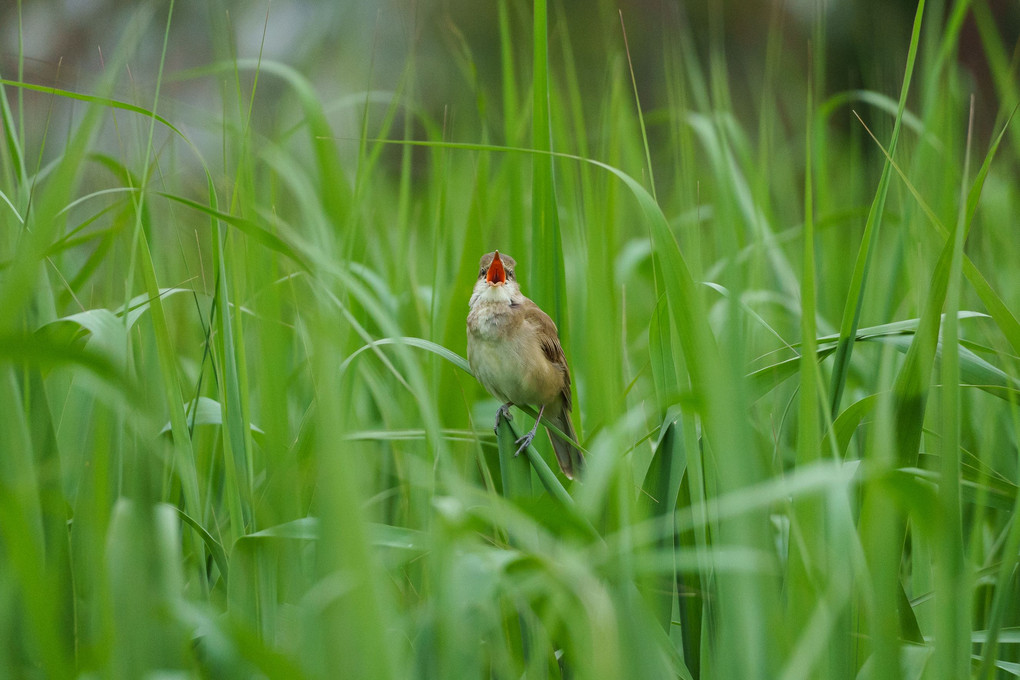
486 251 506 286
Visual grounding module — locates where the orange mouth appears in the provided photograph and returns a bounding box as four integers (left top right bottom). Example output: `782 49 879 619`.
486 251 506 285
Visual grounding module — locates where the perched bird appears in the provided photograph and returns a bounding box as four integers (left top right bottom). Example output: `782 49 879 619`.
466 251 584 479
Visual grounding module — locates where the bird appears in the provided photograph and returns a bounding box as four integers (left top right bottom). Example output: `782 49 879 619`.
466 250 584 479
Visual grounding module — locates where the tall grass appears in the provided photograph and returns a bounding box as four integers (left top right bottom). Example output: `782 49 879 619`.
1 1 1018 678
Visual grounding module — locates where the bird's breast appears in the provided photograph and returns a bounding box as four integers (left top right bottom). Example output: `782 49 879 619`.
467 301 563 408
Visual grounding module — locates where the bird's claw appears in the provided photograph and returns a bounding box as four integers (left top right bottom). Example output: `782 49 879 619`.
493 402 514 434
514 430 536 456
511 404 545 457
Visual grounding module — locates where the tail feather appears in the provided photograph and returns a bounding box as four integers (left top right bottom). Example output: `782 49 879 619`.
547 411 584 480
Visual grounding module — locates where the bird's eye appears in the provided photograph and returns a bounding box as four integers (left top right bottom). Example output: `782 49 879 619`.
506 270 515 280
479 268 486 277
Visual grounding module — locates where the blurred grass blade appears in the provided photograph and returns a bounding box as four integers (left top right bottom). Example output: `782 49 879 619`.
496 415 532 501
787 71 827 670
211 216 255 534
748 347 838 402
828 394 881 457
931 97 974 680
639 408 688 634
827 0 926 418
873 334 1020 400
171 504 229 584
529 0 566 333
340 336 471 375
0 75 27 187
0 78 186 138
0 367 73 676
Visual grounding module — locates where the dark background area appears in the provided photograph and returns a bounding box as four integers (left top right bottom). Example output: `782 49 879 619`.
3 1 1016 143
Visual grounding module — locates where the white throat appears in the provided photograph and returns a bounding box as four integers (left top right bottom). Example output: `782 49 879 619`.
470 282 516 308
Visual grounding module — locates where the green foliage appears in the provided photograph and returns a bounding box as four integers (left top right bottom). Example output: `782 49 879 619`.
0 1 1018 678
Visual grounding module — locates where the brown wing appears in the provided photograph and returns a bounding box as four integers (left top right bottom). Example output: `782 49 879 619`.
532 306 572 413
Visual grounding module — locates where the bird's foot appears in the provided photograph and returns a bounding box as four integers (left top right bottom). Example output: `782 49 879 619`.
514 429 537 456
512 404 546 457
493 402 514 433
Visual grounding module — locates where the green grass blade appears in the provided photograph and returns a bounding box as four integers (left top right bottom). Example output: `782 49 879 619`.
827 0 927 418
528 0 566 332
787 71 829 674
639 408 688 633
496 415 532 500
0 367 73 677
931 97 974 680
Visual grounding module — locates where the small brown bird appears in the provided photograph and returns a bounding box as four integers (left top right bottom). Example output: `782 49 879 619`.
466 251 583 479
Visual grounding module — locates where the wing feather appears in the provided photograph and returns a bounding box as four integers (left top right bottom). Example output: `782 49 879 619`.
529 303 572 413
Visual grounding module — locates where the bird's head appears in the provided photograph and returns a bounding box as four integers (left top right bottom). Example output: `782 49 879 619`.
470 250 521 307
480 251 516 286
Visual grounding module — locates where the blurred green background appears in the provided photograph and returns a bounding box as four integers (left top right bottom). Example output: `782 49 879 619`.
1 0 1020 678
